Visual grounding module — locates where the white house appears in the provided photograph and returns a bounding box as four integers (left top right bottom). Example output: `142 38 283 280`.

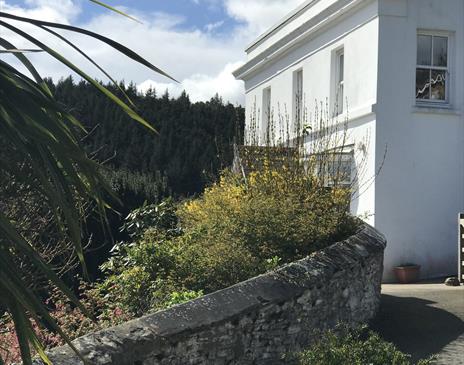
233 0 464 282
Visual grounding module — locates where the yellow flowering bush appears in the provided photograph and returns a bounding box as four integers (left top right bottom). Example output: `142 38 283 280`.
99 158 358 316
178 167 356 263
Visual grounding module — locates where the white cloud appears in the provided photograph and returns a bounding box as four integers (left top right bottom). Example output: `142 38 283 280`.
138 61 245 104
225 0 306 35
205 20 224 33
0 0 80 23
0 0 305 105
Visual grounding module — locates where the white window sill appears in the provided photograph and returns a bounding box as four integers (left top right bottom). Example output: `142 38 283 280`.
412 103 461 116
334 103 376 122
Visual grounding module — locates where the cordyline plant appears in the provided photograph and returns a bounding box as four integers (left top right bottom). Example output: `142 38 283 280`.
0 1 174 364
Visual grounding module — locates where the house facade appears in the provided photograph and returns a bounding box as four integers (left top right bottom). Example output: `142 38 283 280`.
233 0 464 282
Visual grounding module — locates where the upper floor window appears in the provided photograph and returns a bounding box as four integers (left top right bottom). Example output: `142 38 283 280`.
293 69 303 129
416 34 449 103
262 87 271 144
335 48 344 115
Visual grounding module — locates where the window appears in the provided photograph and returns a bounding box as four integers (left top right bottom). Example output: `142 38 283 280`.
262 87 271 144
416 34 449 103
334 49 344 115
317 151 353 188
325 153 352 187
293 69 303 129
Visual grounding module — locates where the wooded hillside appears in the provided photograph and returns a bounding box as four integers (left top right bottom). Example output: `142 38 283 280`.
49 77 244 201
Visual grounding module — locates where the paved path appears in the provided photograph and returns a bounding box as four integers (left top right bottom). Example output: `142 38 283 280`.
371 282 464 364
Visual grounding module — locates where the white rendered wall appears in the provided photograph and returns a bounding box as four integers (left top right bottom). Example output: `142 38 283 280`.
242 0 379 226
376 0 464 281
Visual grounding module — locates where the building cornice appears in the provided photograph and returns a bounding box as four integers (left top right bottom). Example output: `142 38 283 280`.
233 0 372 81
245 0 322 53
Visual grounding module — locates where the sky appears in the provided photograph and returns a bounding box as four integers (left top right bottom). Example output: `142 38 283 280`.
0 0 306 104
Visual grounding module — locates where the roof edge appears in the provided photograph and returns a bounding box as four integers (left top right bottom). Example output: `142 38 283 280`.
234 0 372 80
245 0 322 53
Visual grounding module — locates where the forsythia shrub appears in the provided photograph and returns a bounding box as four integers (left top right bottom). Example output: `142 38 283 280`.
99 164 358 316
179 168 356 262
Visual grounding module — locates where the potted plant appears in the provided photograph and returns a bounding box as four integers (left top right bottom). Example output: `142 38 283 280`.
393 263 421 284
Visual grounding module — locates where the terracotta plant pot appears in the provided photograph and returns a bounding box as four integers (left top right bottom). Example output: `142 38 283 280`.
393 265 421 284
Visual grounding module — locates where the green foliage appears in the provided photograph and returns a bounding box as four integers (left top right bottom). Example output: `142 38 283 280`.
49 78 245 198
48 80 244 277
297 326 435 365
0 3 174 364
164 290 204 309
101 168 171 210
99 164 357 316
120 199 179 239
0 282 132 365
179 169 356 263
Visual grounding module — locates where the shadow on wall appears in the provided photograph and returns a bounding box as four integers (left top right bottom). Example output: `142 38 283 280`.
371 294 464 362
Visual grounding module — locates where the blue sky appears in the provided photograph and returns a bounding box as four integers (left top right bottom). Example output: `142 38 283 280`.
5 0 241 33
0 0 304 104
79 1 240 34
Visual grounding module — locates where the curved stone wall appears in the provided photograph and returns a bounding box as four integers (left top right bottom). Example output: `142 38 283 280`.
40 224 386 365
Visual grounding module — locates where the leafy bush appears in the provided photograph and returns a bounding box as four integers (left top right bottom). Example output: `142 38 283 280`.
164 290 204 308
99 231 181 316
179 169 355 262
120 198 179 239
98 163 357 316
297 326 435 365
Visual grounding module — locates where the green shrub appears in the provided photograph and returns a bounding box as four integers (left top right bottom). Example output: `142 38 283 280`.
99 229 183 316
297 326 435 365
98 226 263 315
99 163 358 316
179 169 356 262
120 198 179 239
164 290 204 308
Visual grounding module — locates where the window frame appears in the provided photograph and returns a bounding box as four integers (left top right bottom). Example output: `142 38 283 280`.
416 32 450 105
262 86 272 144
315 150 353 188
293 68 304 130
334 48 345 115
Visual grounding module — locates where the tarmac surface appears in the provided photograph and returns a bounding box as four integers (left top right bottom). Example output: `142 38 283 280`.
371 282 464 364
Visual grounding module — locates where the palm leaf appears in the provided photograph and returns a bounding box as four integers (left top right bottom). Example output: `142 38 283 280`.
0 19 157 131
0 49 42 53
89 0 143 23
0 38 52 96
34 25 135 107
0 12 177 82
7 299 33 365
0 254 88 364
0 1 174 364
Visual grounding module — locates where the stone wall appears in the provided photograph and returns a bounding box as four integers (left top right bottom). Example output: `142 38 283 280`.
40 224 386 365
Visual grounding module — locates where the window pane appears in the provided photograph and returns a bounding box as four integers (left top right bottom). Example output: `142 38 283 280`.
430 70 446 100
416 68 430 99
324 154 352 187
417 35 432 65
337 84 344 114
433 36 448 67
339 159 352 184
294 70 303 124
338 53 344 82
262 87 271 142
